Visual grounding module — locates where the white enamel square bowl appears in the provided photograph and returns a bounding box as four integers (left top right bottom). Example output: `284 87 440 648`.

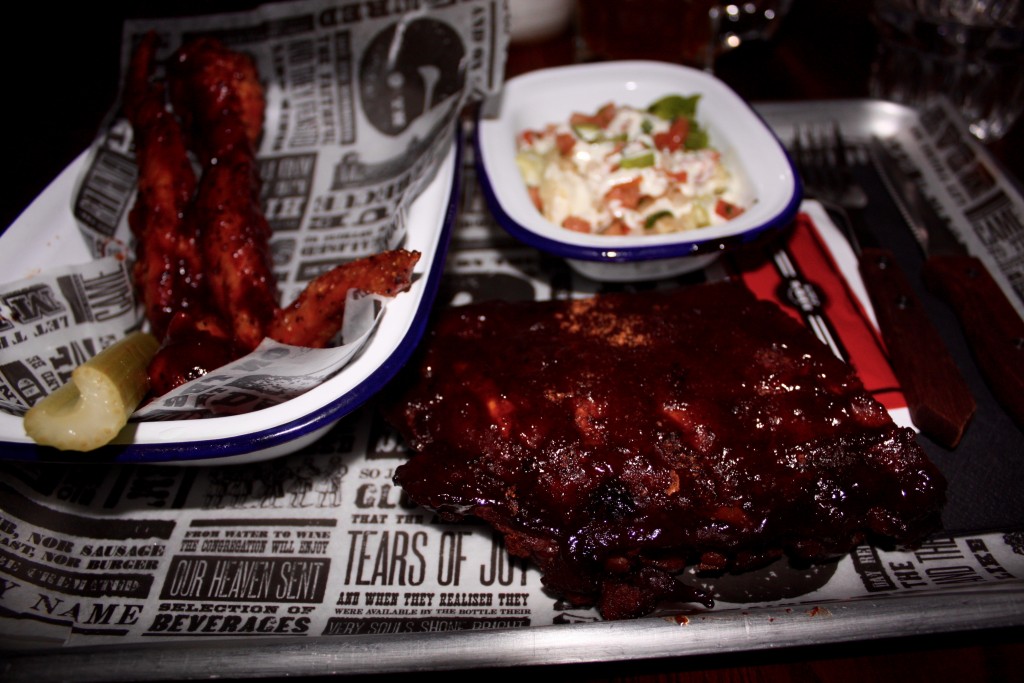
0 137 460 466
474 60 802 281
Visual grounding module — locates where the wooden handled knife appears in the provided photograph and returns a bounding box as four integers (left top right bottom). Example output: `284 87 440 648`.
869 137 1024 433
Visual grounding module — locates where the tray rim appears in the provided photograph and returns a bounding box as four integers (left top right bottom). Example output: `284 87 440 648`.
3 581 1022 681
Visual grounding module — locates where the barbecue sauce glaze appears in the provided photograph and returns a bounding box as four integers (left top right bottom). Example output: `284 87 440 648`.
386 280 945 620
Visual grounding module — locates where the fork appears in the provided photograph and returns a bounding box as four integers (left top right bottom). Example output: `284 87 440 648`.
791 123 870 248
790 122 975 448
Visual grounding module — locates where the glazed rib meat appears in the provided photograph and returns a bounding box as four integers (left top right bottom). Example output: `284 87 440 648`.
385 280 946 620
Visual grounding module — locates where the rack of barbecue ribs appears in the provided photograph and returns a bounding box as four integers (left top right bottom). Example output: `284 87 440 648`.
385 279 946 620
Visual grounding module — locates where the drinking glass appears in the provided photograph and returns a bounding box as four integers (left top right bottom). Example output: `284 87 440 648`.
575 0 793 71
869 0 1024 141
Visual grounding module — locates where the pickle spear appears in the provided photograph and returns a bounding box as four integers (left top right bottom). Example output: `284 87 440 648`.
24 331 159 451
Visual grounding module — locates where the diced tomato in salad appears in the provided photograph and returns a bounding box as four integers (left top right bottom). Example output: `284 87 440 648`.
715 199 745 219
562 216 592 233
555 132 576 156
515 94 747 237
653 117 690 153
604 177 643 211
569 102 617 129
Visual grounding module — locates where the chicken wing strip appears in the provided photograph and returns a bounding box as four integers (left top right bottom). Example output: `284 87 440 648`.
193 144 279 352
269 250 421 348
123 31 204 341
145 249 421 394
168 36 278 352
146 307 240 396
120 36 420 397
168 36 265 163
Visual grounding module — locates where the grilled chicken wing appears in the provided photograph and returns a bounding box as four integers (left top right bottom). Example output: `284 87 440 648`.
168 35 277 352
269 250 421 348
123 31 204 341
123 35 420 396
194 144 279 352
168 36 265 163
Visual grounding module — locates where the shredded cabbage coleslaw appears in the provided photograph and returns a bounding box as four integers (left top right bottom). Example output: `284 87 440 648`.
515 95 747 236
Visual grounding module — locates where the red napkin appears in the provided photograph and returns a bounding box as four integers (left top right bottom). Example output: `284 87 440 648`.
728 211 908 413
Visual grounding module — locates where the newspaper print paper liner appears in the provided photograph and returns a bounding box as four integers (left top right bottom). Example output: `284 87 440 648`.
0 136 460 465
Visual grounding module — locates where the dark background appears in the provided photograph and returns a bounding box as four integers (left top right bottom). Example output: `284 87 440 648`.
5 0 1022 230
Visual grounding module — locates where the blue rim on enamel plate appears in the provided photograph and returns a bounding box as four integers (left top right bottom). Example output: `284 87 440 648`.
0 135 461 466
474 60 802 268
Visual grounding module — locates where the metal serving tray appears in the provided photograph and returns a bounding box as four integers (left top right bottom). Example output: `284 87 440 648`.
2 100 1022 682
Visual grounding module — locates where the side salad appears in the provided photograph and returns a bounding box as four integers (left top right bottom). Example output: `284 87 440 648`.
515 95 747 236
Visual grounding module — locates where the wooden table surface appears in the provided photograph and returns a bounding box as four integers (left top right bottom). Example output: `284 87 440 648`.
4 1 1022 681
